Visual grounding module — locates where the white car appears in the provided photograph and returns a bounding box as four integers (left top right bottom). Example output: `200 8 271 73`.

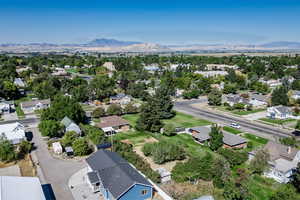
230 123 241 129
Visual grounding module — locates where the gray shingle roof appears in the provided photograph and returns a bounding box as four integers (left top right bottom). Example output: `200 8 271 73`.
274 106 292 115
61 116 73 127
86 150 153 199
264 141 299 161
191 126 247 146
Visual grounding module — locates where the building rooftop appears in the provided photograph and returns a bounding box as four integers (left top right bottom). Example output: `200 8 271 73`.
0 176 46 200
97 116 129 129
20 99 50 108
86 150 152 199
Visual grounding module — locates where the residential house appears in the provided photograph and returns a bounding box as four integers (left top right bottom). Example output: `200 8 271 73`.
259 79 282 88
60 116 81 135
249 94 269 108
206 64 238 71
86 150 154 200
144 65 160 73
194 71 228 78
291 91 300 100
20 99 50 114
249 141 300 183
190 126 247 149
0 100 14 114
51 67 68 76
110 93 132 105
14 78 26 87
0 122 26 144
225 94 249 107
0 176 46 200
103 62 116 71
96 115 130 135
267 106 293 120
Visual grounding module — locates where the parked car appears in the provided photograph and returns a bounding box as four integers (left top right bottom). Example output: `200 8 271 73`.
230 122 241 129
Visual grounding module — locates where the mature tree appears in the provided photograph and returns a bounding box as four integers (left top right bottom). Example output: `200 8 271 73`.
81 125 107 145
72 138 91 156
123 103 139 114
70 85 89 103
209 124 224 151
208 88 222 106
61 131 78 147
270 184 298 200
279 136 298 147
18 140 32 158
38 120 62 138
0 136 16 162
92 107 106 118
249 149 270 174
106 104 123 116
218 148 248 168
223 83 238 94
291 163 300 192
41 95 85 123
153 86 175 119
182 89 200 99
212 157 231 188
136 103 163 133
1 81 19 100
271 86 289 106
89 75 115 100
163 124 176 136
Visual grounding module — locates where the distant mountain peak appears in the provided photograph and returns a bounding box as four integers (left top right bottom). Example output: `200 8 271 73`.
86 38 142 47
260 41 300 48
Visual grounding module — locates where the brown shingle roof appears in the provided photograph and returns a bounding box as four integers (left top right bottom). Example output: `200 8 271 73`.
97 116 129 128
264 141 299 161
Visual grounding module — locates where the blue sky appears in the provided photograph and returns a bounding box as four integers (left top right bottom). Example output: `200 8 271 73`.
0 0 299 44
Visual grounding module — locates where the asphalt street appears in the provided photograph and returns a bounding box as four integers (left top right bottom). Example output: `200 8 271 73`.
174 100 293 138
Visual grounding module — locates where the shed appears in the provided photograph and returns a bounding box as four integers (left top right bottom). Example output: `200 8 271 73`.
156 168 171 183
52 142 63 154
65 146 74 156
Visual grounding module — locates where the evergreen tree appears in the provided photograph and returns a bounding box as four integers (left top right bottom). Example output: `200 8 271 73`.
291 163 300 192
208 88 222 106
271 86 289 106
209 124 223 151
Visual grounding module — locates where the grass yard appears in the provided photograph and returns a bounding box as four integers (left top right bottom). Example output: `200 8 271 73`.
113 130 152 146
15 106 25 119
80 103 96 111
163 112 211 128
248 175 281 200
232 108 266 116
259 118 296 125
123 112 211 129
223 126 243 135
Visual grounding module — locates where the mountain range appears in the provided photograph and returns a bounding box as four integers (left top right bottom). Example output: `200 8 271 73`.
1 39 300 53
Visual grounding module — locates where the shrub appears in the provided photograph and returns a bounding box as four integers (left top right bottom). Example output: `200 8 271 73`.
123 103 139 114
142 141 186 164
106 104 123 116
163 124 176 136
0 136 16 162
217 148 248 168
72 138 91 156
113 141 160 183
92 107 106 118
38 120 62 138
18 141 32 158
61 131 78 147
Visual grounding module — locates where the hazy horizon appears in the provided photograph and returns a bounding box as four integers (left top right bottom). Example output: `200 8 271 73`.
1 0 300 45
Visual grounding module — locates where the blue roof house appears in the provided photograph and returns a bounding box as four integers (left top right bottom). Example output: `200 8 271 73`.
86 150 154 200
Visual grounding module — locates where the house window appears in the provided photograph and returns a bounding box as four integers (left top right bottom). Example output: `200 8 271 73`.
141 189 148 195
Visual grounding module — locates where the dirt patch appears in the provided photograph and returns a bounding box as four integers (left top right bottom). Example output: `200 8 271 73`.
18 154 36 177
134 144 182 172
162 181 217 200
0 161 17 168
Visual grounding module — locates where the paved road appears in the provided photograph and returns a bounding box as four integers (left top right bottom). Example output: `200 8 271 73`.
31 127 85 200
175 100 293 138
0 117 39 125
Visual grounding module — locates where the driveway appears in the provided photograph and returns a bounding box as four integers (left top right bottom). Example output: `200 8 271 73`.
31 127 85 200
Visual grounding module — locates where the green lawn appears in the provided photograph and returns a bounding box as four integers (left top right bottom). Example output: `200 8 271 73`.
15 106 25 119
123 112 211 129
223 126 242 134
259 118 296 125
163 112 211 128
232 108 266 116
113 130 151 145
